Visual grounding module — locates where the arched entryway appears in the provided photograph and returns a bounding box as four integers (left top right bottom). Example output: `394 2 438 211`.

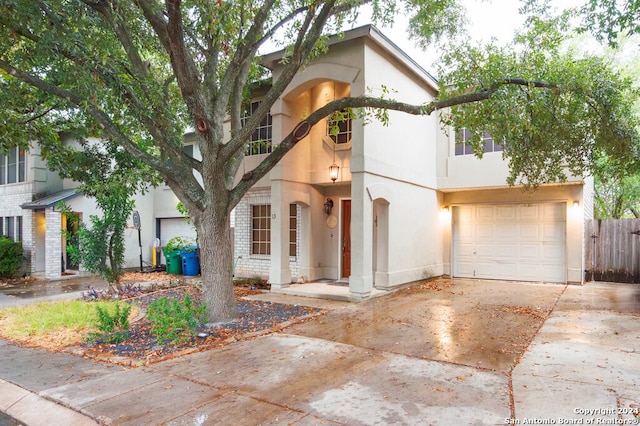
372 198 389 287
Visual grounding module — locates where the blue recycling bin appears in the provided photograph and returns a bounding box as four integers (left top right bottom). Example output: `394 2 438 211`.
180 248 200 276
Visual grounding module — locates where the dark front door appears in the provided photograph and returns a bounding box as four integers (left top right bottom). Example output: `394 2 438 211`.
341 200 351 278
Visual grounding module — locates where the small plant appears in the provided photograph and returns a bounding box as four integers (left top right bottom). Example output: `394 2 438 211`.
95 303 131 333
81 286 113 301
162 236 196 256
0 236 23 278
88 302 132 344
249 275 263 288
147 292 208 344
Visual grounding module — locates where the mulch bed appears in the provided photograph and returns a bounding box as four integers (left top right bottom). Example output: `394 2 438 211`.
76 285 326 366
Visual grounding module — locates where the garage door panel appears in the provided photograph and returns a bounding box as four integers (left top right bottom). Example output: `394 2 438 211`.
543 223 564 239
542 244 565 264
476 206 495 220
456 208 475 223
457 223 474 239
452 203 566 283
517 264 544 281
476 224 494 239
519 224 542 240
496 206 516 220
495 224 516 239
519 244 541 261
542 265 566 281
543 203 565 220
456 262 475 276
475 262 508 279
475 243 497 258
494 244 518 259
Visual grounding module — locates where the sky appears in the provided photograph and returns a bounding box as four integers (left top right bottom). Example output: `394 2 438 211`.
365 0 586 72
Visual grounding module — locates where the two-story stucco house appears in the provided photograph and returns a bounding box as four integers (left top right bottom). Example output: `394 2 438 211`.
230 24 592 300
6 25 592 294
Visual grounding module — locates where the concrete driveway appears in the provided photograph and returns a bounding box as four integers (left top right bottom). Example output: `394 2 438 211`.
1 279 639 425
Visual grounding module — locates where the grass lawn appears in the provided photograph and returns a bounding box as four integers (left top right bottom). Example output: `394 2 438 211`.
0 300 138 350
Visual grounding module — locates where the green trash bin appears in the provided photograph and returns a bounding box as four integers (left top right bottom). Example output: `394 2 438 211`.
165 251 182 275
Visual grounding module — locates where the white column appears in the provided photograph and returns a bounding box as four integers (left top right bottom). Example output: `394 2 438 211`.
269 180 292 288
349 172 373 300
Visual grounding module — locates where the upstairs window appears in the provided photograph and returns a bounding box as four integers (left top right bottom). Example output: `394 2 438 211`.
182 144 194 158
0 147 26 184
242 101 272 156
327 109 352 145
455 128 503 156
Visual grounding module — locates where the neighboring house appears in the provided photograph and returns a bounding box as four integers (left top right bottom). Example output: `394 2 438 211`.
5 25 592 292
5 138 161 279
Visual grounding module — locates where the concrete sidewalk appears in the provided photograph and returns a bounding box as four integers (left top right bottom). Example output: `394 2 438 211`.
0 280 638 425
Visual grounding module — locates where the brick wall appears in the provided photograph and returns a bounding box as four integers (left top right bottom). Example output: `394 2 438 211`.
0 184 36 275
45 208 62 278
233 189 300 281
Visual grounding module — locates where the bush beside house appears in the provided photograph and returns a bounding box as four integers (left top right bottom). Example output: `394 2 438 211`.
0 236 23 279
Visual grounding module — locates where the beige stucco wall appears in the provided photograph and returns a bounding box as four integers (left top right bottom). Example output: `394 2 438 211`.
437 128 585 190
66 190 157 269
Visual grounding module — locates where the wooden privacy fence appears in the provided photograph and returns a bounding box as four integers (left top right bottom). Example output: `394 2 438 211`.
585 219 640 283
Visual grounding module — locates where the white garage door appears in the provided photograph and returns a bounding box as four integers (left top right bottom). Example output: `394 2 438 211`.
452 203 566 283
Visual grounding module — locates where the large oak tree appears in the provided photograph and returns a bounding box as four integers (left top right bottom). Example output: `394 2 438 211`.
1 0 638 322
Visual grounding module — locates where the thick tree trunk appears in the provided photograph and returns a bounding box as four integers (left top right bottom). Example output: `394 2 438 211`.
194 207 236 323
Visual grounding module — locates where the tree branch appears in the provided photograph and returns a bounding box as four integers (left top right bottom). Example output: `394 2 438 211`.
213 0 278 123
0 58 205 209
230 78 562 201
18 105 59 125
165 0 208 127
133 0 170 47
222 0 338 162
82 0 149 77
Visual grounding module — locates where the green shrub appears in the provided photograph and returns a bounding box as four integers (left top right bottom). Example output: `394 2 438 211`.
95 303 131 333
147 293 208 344
88 302 131 344
0 236 23 278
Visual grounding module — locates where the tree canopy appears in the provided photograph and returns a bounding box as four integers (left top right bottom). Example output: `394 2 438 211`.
1 0 639 321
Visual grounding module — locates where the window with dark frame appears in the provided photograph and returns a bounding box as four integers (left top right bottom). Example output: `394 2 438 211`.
289 204 297 257
250 204 298 257
327 109 352 145
0 216 22 242
251 204 271 255
455 128 504 156
0 147 26 185
242 101 273 156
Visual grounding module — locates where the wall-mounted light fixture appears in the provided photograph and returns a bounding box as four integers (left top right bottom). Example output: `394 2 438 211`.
442 206 449 213
573 200 580 208
323 198 334 215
